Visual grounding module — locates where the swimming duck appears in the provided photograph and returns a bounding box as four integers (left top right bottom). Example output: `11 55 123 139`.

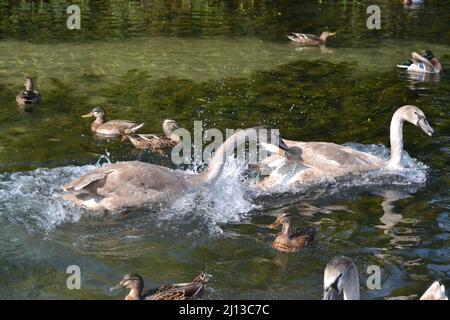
287 31 336 45
16 77 41 107
257 105 433 190
323 256 448 300
268 213 316 252
403 0 424 5
125 119 181 150
397 51 442 74
110 273 209 300
82 107 144 137
63 128 290 212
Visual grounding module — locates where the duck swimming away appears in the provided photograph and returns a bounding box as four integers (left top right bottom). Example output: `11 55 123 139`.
323 256 448 300
125 119 181 150
257 105 433 190
16 77 41 108
268 213 316 252
110 273 209 300
82 107 144 137
63 127 290 212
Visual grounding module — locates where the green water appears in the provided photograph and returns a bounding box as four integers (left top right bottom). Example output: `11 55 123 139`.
0 0 449 300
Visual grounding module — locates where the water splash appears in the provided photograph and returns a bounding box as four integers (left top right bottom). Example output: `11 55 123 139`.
0 165 94 233
0 144 429 235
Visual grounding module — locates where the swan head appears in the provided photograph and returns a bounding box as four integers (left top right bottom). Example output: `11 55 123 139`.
396 105 434 137
82 107 106 120
260 139 303 161
110 273 144 292
323 256 359 300
163 119 179 135
268 213 293 229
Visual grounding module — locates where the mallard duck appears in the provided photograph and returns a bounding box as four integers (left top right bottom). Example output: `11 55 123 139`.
323 256 448 300
257 105 433 190
82 107 144 137
397 51 442 74
268 213 316 252
16 77 41 107
110 273 209 300
403 0 424 5
287 31 336 45
125 119 181 150
63 128 290 212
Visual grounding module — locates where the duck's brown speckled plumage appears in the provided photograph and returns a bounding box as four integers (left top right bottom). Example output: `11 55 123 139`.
111 273 209 300
269 213 316 253
126 119 180 150
287 31 336 45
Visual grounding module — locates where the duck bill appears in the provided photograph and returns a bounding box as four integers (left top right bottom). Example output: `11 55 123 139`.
329 32 336 37
82 112 94 118
323 287 339 300
109 284 123 292
268 221 282 229
418 118 434 137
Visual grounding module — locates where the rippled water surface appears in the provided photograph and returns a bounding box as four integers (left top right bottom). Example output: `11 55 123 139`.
0 0 449 299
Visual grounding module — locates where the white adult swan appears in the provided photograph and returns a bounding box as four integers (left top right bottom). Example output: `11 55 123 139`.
323 256 448 300
257 105 433 189
63 128 288 212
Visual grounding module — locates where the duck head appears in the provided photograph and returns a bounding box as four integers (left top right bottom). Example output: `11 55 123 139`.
82 107 106 121
320 31 336 41
110 273 144 295
163 119 179 136
268 213 293 229
24 77 34 91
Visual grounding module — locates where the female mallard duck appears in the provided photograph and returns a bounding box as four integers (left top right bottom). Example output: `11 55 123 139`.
324 256 448 300
257 105 433 190
82 107 144 137
110 273 209 300
16 77 41 107
287 31 336 45
63 128 290 212
397 51 442 74
125 119 181 150
268 213 316 252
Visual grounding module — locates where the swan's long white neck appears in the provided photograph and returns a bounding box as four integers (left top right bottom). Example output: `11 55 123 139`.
388 111 405 169
343 268 360 300
193 128 266 186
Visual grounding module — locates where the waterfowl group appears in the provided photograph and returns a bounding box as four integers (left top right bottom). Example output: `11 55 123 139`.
256 105 433 190
323 256 448 300
16 77 41 108
12 23 445 301
110 273 209 300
